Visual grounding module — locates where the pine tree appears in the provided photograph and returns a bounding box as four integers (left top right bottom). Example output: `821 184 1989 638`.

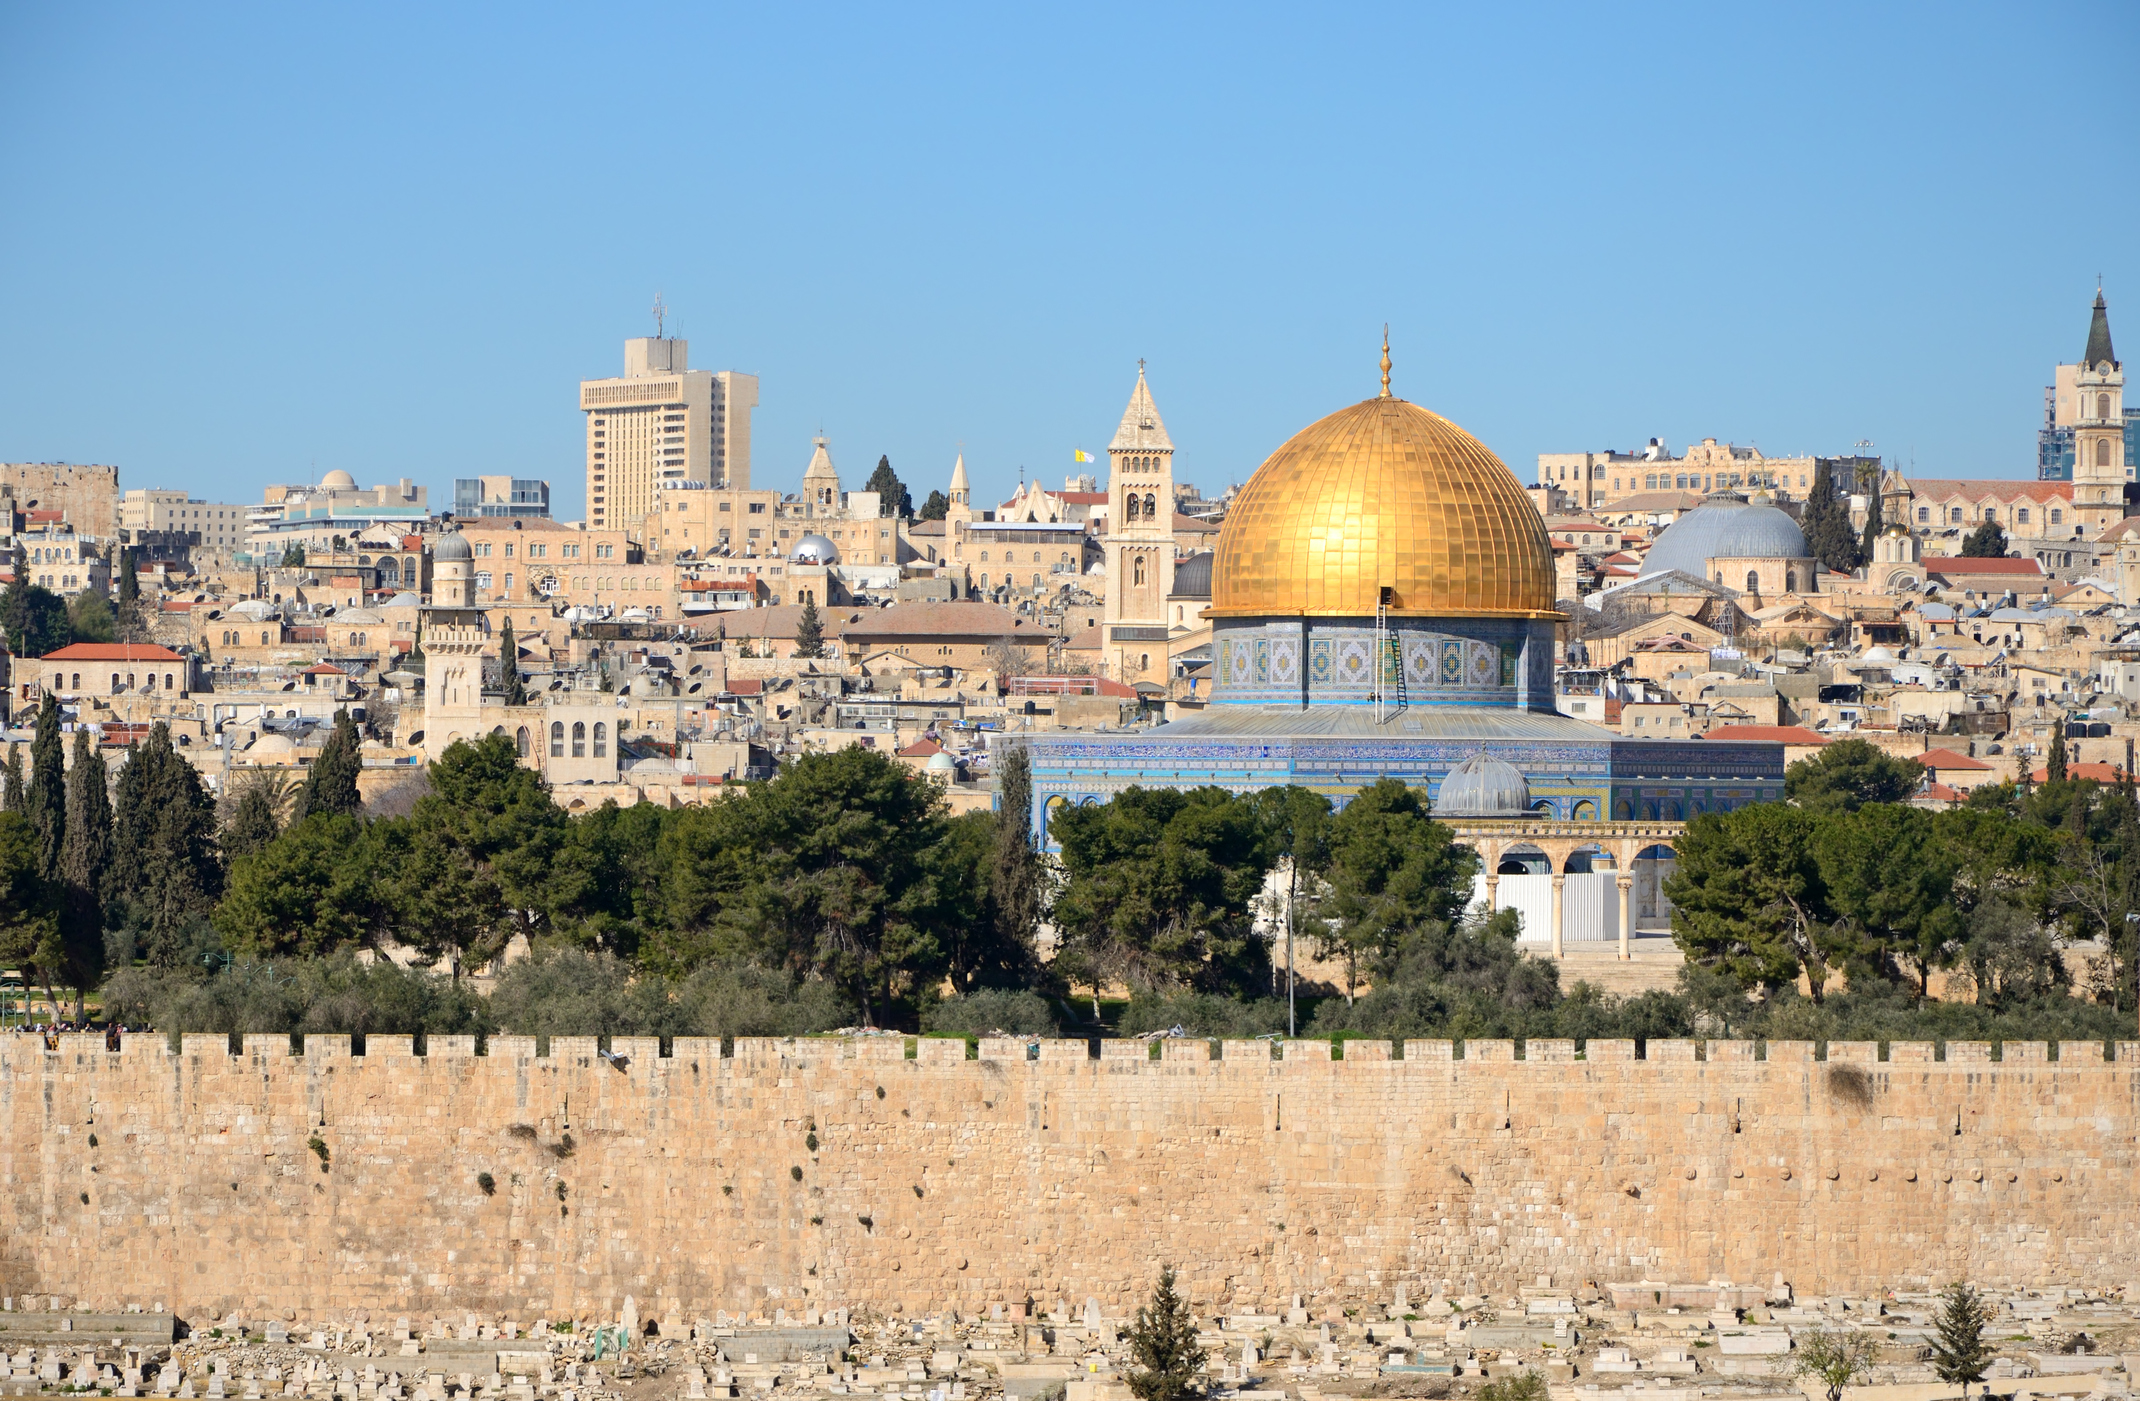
2048 723 2069 784
57 728 109 1013
1960 518 2009 558
295 708 364 822
794 600 826 659
1 743 21 813
991 744 1040 956
865 456 913 518
1804 461 1862 574
1125 1266 1206 1401
497 616 528 705
919 490 949 522
25 693 65 883
1927 1283 1995 1401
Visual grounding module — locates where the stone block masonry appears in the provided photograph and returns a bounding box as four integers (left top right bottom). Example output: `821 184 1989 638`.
3 1034 2136 1321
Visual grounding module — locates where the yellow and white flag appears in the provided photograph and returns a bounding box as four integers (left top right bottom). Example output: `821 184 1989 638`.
1073 449 1094 463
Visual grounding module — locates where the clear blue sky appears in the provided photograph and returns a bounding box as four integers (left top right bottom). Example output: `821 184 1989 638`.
2 4 2135 521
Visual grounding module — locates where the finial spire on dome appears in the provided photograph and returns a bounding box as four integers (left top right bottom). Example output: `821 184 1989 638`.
1379 326 1392 399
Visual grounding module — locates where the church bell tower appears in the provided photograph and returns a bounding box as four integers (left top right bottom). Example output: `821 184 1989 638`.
2072 290 2125 533
1102 362 1177 681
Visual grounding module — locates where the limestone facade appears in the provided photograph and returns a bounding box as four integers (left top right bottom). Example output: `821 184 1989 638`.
4 1033 2133 1322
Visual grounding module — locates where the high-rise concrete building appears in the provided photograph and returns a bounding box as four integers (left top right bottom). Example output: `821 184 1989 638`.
580 336 757 539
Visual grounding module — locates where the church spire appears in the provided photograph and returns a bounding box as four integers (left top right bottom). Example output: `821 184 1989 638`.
1109 361 1173 453
2085 289 2118 369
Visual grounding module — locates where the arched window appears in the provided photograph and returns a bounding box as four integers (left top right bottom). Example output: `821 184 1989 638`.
1032 551 1042 563
1031 574 1042 588
979 574 989 589
572 721 586 758
1143 493 1157 518
1950 508 1963 523
1746 570 1759 593
516 726 530 757
550 722 564 758
1785 570 1797 593
69 673 79 690
978 551 988 562
1133 557 1146 586
1125 496 1140 522
126 673 136 690
261 631 270 644
593 722 607 758
1139 652 1150 672
110 674 120 694
2100 393 2112 420
2099 440 2113 468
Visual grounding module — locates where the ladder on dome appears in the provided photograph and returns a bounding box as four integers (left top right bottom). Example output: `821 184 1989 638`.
1375 588 1407 722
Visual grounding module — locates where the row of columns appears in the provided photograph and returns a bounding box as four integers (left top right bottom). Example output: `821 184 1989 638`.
1482 870 1636 962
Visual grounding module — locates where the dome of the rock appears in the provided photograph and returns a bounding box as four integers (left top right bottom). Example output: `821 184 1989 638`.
1208 395 1556 620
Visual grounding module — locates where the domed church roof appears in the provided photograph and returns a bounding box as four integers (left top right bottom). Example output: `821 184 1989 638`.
1639 492 1807 580
1433 752 1533 818
432 532 473 561
1208 350 1555 619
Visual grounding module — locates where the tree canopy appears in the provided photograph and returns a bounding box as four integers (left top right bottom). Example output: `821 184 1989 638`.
1783 738 1923 811
1959 518 2009 557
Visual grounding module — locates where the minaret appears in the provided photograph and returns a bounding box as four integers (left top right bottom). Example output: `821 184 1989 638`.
2073 291 2126 534
1102 362 1177 680
802 434 841 517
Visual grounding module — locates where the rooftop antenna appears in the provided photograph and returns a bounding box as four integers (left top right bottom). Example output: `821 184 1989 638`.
653 293 667 339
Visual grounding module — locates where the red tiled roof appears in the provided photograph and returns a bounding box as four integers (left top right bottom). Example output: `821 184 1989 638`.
724 678 764 696
1917 747 1990 772
2032 762 2131 784
1923 556 2046 576
1700 725 1828 745
896 738 943 759
1905 478 2072 503
1920 781 1966 803
304 664 346 676
39 643 184 662
161 600 201 612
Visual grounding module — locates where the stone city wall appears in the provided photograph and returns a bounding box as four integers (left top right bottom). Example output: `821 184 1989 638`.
3 1033 2136 1321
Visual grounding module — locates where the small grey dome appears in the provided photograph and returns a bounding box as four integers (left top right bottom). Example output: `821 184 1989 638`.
1640 493 1807 581
925 750 958 772
1170 551 1213 599
1434 752 1532 818
432 532 473 562
791 533 840 565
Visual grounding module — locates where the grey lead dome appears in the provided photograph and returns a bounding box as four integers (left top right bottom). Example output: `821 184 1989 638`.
1432 752 1533 818
431 532 473 561
1638 492 1807 582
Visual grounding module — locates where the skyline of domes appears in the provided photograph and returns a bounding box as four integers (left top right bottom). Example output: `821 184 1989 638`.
1207 392 1557 620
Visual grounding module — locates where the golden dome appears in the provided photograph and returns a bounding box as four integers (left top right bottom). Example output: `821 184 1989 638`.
1208 394 1557 619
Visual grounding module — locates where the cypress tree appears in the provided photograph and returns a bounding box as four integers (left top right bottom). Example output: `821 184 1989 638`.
991 744 1040 955
58 728 109 1014
498 617 527 706
2048 723 2069 784
108 722 221 967
295 708 364 822
1858 470 1885 566
2 743 21 813
25 693 65 882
